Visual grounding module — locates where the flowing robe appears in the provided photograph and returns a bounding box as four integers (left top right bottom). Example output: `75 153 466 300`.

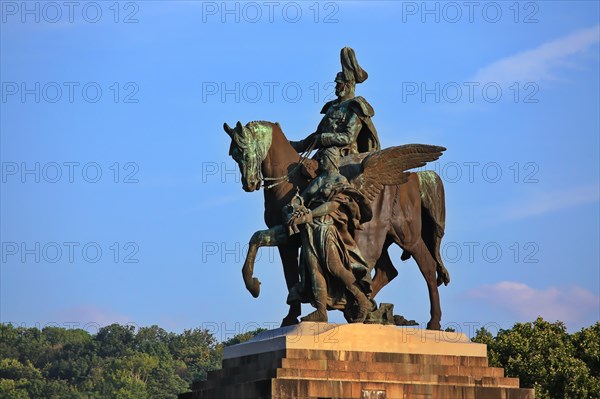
287 183 372 310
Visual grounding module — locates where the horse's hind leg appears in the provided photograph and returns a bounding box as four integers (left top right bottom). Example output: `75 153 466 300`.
407 238 442 330
370 241 398 299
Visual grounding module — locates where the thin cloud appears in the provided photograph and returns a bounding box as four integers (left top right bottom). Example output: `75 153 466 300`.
465 281 599 327
472 25 600 84
501 184 599 221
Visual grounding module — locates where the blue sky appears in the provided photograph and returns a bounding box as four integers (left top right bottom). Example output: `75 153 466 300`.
1 1 598 338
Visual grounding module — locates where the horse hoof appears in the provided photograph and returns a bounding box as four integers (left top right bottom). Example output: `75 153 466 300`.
280 316 299 327
248 278 261 298
426 321 441 330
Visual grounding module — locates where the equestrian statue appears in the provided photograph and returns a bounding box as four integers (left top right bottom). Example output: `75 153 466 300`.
222 47 450 330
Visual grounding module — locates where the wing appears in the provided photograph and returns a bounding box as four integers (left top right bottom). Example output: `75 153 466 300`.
352 144 446 203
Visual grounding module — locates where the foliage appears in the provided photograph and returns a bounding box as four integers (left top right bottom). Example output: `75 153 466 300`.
473 317 600 399
0 323 265 398
2 319 597 398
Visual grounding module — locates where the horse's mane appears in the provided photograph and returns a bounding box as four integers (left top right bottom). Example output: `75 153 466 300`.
229 121 277 158
247 120 278 129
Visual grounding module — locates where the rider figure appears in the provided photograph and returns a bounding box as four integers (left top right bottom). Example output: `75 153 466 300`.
290 47 380 157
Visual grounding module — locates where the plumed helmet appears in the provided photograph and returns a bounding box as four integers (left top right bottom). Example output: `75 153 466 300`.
339 47 368 84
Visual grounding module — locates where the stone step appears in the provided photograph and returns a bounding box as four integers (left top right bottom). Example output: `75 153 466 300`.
189 378 534 399
271 378 535 399
222 348 489 369
281 358 504 378
200 349 504 391
275 368 519 388
197 362 517 392
204 357 501 388
287 349 490 367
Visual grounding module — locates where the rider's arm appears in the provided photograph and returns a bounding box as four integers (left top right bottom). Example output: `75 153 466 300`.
290 132 318 152
290 110 363 152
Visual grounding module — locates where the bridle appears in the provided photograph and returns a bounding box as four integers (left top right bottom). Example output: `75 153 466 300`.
262 137 318 190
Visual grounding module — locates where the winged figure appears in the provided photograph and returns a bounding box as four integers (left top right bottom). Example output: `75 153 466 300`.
280 145 445 323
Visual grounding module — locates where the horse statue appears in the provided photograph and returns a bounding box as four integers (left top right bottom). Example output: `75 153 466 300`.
223 120 449 330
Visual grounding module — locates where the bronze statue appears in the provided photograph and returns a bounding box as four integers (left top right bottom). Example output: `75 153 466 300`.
222 47 450 330
285 148 373 323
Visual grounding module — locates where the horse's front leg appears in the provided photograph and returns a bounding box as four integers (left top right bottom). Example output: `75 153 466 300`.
243 225 288 297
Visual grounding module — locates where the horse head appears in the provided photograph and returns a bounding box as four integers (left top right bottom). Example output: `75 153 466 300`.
223 121 273 192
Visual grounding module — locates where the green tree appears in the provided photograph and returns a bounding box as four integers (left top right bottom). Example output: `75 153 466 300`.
134 326 173 358
146 358 189 399
0 378 30 399
0 358 45 399
94 324 136 358
473 317 599 399
170 328 221 384
573 323 600 377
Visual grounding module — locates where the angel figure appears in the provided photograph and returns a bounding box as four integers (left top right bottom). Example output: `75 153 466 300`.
285 147 374 323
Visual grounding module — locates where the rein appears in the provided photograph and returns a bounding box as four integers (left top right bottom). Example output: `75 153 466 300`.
262 137 317 190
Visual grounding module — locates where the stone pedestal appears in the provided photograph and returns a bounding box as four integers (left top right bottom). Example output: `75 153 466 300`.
179 323 534 399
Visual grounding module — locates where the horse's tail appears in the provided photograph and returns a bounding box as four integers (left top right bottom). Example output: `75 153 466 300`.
417 171 450 286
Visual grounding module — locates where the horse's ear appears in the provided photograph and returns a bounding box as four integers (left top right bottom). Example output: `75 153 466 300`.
236 121 243 131
223 122 234 138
